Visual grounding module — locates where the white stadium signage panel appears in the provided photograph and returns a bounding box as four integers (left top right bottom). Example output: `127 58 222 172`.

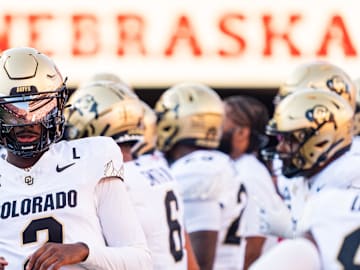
0 0 359 88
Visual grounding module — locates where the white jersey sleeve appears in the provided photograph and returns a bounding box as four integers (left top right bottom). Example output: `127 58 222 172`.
67 137 152 270
249 238 321 270
82 178 152 270
171 150 230 201
171 150 229 233
350 135 360 156
298 188 360 270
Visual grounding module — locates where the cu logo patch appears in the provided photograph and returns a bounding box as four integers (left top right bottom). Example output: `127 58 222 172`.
24 176 34 185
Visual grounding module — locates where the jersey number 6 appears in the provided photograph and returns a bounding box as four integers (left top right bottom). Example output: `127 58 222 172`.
165 190 184 262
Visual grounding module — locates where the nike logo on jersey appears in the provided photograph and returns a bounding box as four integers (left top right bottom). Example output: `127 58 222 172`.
56 162 75 172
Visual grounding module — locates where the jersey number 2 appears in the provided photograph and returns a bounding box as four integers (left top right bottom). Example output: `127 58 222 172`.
23 216 63 244
165 190 184 262
22 217 63 269
224 183 247 245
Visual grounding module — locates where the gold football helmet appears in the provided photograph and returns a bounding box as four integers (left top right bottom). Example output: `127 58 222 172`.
155 82 224 152
274 60 357 110
132 101 157 157
0 47 68 157
64 81 144 143
266 88 353 178
80 71 132 91
353 77 360 136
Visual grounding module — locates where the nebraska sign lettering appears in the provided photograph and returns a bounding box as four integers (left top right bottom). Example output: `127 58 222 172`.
0 0 359 88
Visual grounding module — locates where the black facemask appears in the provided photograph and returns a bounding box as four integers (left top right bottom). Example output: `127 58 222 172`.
217 129 235 155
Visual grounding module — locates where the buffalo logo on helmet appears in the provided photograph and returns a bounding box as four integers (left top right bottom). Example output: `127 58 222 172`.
73 94 99 119
305 105 336 129
326 75 350 100
156 103 180 122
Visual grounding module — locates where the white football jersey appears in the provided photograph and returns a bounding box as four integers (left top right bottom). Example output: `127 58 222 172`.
350 135 360 155
124 151 187 270
307 151 360 194
276 150 360 227
273 155 307 225
235 154 278 255
0 137 150 270
171 150 246 270
299 188 360 270
276 174 307 226
0 145 6 160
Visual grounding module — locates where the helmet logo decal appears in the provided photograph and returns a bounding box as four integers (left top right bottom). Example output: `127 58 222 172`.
305 105 336 129
24 175 34 185
73 94 99 119
326 75 350 100
159 103 180 120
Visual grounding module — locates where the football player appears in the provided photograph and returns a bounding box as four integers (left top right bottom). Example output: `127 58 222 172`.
132 99 200 270
134 99 201 270
0 47 151 270
218 95 278 269
155 82 245 270
259 88 360 239
263 60 358 234
64 80 188 270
